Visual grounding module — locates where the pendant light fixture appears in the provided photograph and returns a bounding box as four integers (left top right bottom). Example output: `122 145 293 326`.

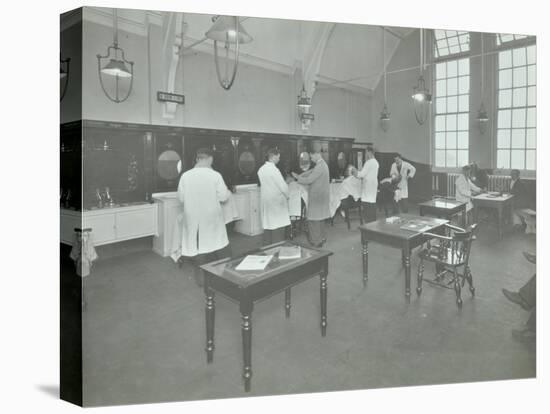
60 56 70 101
477 33 489 133
380 27 390 131
96 8 134 103
297 21 313 132
297 84 312 110
205 15 253 90
412 28 432 125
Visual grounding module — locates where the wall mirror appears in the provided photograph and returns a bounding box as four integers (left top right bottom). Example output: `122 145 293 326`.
299 151 311 171
337 151 347 170
157 149 181 181
238 150 256 176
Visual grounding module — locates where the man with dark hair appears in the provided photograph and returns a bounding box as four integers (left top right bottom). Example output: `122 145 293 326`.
258 148 290 245
389 153 416 213
354 145 379 223
292 148 330 247
177 147 231 286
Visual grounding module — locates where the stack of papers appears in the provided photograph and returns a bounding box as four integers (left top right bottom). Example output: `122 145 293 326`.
279 245 301 260
235 255 273 271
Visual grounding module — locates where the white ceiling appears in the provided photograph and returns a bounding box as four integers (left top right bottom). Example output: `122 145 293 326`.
75 7 415 95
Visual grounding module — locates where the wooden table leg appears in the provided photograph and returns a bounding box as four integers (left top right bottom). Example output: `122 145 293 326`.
362 239 369 287
284 288 291 318
403 245 411 303
204 284 215 364
240 302 253 392
320 268 328 337
497 206 503 239
462 205 467 228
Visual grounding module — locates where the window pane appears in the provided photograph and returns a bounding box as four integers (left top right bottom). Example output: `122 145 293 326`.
457 150 468 167
511 150 525 169
527 45 536 64
446 132 457 149
446 150 457 167
448 36 458 46
447 114 457 130
498 109 511 128
459 95 469 112
436 62 446 79
447 78 458 95
497 149 510 169
457 113 468 130
511 129 525 148
513 66 527 87
436 79 447 95
438 47 449 57
512 108 526 128
513 47 527 66
499 50 512 69
458 58 469 75
447 60 458 77
435 150 446 167
499 89 512 108
435 132 445 148
527 108 536 127
526 129 536 148
526 150 536 170
449 44 460 55
447 96 458 113
458 76 469 94
527 86 536 106
457 131 468 149
499 69 512 89
435 115 445 131
436 97 446 114
513 87 527 107
527 65 536 86
497 129 511 148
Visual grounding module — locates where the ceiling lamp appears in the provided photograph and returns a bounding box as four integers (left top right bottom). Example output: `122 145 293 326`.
297 84 312 109
205 16 253 90
60 56 70 101
380 28 391 132
477 33 489 134
96 9 134 103
412 28 432 125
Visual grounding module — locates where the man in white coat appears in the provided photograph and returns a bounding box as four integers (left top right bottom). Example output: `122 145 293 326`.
258 148 290 245
455 164 482 225
354 145 379 223
390 153 416 213
177 147 231 286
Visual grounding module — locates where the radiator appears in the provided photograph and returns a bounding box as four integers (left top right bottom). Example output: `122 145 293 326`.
446 173 511 197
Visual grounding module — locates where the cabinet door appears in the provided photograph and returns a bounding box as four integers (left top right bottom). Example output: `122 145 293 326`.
82 214 116 245
116 206 158 241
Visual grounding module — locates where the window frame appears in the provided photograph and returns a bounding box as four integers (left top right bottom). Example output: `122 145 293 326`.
493 36 536 175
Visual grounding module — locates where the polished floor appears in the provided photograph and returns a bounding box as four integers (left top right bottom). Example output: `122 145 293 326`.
80 207 536 406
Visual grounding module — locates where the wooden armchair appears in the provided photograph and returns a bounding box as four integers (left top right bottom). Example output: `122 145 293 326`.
416 223 478 308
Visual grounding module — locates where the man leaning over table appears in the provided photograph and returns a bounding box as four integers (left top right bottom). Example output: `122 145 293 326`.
389 153 416 214
354 145 379 223
455 164 483 226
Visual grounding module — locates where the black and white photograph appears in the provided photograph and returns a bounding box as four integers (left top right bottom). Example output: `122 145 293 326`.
3 0 548 412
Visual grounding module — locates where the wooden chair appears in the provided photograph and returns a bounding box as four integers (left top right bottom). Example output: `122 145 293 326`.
416 223 478 308
332 196 363 230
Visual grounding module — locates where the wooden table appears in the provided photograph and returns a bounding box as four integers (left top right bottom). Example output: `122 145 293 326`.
418 198 467 228
200 241 333 392
359 214 448 302
472 193 514 239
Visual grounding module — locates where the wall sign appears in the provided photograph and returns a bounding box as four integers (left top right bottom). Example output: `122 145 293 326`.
300 112 315 121
157 91 185 104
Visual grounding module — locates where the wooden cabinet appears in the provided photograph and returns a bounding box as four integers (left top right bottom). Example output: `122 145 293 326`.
60 203 159 247
152 193 183 257
233 185 263 236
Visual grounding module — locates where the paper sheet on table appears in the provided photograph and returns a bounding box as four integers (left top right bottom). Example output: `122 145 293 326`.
235 255 274 271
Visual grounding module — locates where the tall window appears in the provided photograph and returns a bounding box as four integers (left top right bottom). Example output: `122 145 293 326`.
433 30 470 58
434 58 470 168
496 44 536 170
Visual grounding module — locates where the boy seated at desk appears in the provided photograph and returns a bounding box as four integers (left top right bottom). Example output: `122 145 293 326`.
455 164 484 225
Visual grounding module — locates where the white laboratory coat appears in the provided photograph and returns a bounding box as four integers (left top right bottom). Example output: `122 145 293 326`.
258 161 291 230
357 157 379 203
390 160 416 199
455 174 481 211
177 166 230 256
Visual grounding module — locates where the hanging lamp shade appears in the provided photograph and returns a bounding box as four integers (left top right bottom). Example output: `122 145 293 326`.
60 66 67 79
297 85 312 109
380 104 391 132
477 103 489 122
101 58 133 78
205 16 253 44
412 75 432 102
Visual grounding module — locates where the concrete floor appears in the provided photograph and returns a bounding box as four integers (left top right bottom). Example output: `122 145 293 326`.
81 207 536 406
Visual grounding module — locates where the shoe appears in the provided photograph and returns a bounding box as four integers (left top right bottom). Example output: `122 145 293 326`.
512 328 536 342
523 251 536 264
502 289 530 311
